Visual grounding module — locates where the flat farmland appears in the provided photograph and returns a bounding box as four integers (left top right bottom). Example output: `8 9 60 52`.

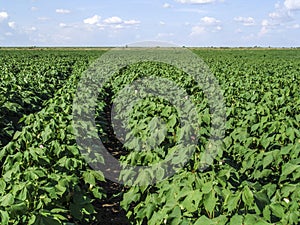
0 48 299 225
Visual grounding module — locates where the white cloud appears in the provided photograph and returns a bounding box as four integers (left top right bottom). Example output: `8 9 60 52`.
124 20 140 25
259 26 269 36
160 21 166 25
259 19 273 36
163 3 172 8
258 1 297 37
83 15 101 25
114 24 123 29
190 16 221 35
268 6 292 22
104 16 123 24
175 0 215 4
287 23 300 28
191 26 206 35
5 32 12 36
234 16 255 26
56 9 71 14
31 7 38 11
284 0 300 10
83 15 140 31
269 11 281 19
201 16 220 25
8 21 16 29
235 28 243 33
261 19 270 27
0 12 8 22
23 26 37 34
108 19 140 30
59 23 67 28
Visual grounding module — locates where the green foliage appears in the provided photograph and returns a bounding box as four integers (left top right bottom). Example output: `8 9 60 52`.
0 50 106 224
117 49 300 224
0 49 299 224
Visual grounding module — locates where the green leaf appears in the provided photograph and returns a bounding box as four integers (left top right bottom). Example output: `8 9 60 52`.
194 215 213 225
281 163 300 177
202 113 210 125
202 181 212 194
168 114 177 128
0 210 9 225
262 153 273 169
242 186 254 206
11 202 27 215
83 171 96 186
55 183 67 196
263 206 271 221
203 191 217 214
212 215 228 225
18 187 27 201
244 214 257 225
254 190 270 212
230 215 243 225
286 127 295 142
169 205 181 218
28 214 37 225
0 179 6 192
227 193 241 212
270 203 285 218
1 193 14 207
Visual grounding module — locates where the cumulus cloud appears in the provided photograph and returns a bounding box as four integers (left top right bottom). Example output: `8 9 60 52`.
259 20 272 36
103 16 123 24
0 12 8 22
284 0 300 10
268 4 292 22
201 16 220 25
56 9 71 14
59 23 67 28
287 23 300 28
23 26 37 34
83 15 101 25
259 19 274 36
191 16 221 35
124 20 140 25
82 15 140 31
103 17 140 28
175 0 215 4
258 0 298 36
8 21 16 29
163 3 172 8
191 26 206 35
234 16 255 26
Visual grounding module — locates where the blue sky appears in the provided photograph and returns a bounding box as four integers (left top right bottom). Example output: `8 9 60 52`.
0 0 300 47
